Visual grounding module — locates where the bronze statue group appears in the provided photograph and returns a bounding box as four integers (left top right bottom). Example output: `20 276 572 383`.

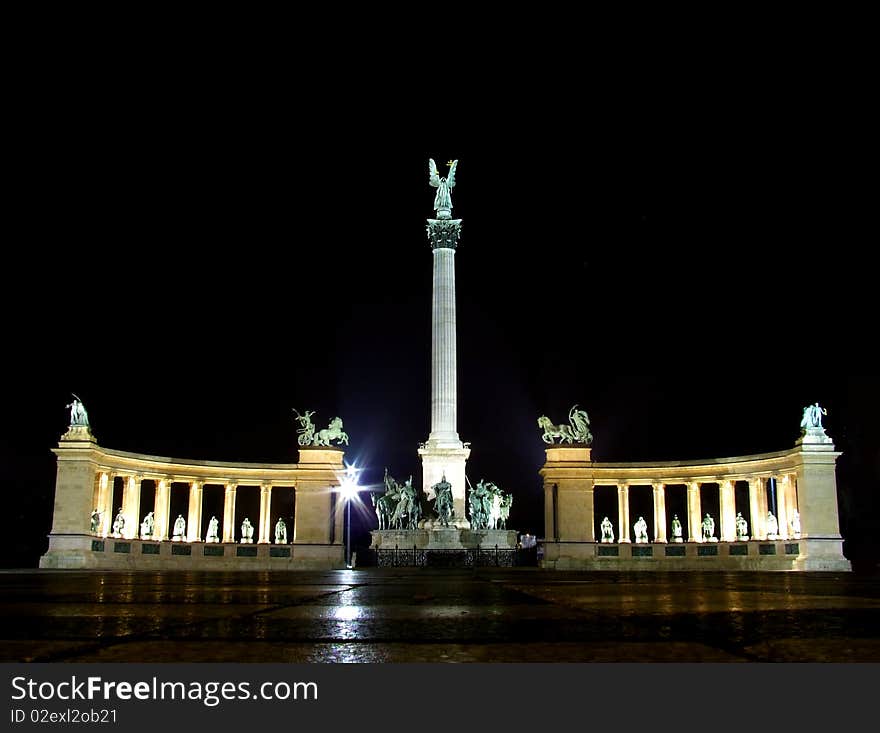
371 470 512 531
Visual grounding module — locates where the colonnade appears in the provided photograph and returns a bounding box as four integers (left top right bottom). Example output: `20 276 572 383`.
540 434 850 571
42 434 347 569
605 475 798 544
92 474 298 544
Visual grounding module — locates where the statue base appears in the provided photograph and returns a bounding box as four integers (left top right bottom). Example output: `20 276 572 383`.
240 539 254 544
61 425 96 442
797 427 834 447
206 537 220 543
371 528 518 551
673 537 684 543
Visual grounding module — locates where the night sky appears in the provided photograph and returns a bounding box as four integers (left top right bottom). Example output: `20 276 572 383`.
4 132 878 569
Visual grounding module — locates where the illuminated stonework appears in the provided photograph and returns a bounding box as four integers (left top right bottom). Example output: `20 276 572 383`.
540 427 850 572
40 429 348 570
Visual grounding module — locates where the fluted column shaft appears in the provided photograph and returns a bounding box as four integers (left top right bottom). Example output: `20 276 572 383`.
652 483 668 543
98 472 114 537
617 485 631 543
122 475 141 540
223 483 238 543
187 481 203 542
429 247 459 443
154 478 172 540
748 478 766 540
776 475 791 540
719 480 737 542
258 484 272 544
687 482 702 542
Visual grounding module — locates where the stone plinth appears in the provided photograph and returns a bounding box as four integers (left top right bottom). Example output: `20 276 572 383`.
371 528 518 551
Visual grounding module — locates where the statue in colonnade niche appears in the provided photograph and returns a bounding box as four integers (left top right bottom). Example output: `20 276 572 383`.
275 517 288 544
702 514 717 542
431 474 455 528
671 515 683 543
292 409 316 446
112 508 125 538
600 516 615 543
800 402 828 431
735 512 749 541
140 511 155 539
172 514 186 541
790 510 801 539
206 516 220 543
241 517 254 543
66 394 89 427
538 405 593 446
634 516 649 544
767 512 779 540
90 509 101 534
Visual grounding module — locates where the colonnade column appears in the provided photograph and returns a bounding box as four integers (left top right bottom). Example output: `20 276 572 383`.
186 481 203 542
748 477 766 540
687 482 702 542
154 478 172 541
223 483 238 543
98 472 114 536
652 483 668 543
617 484 631 543
258 484 272 544
719 480 737 542
122 475 142 540
776 475 791 540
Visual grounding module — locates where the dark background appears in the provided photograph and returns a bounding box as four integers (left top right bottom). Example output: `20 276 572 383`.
3 105 877 570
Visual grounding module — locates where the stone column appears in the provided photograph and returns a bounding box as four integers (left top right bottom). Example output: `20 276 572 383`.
122 475 142 540
748 477 766 540
719 480 737 542
222 482 238 542
186 481 203 542
154 478 172 541
776 475 791 541
652 483 668 543
687 482 702 542
617 484 631 543
258 484 272 543
97 472 114 536
420 212 470 526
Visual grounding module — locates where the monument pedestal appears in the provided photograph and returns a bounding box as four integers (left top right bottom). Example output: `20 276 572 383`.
371 528 518 551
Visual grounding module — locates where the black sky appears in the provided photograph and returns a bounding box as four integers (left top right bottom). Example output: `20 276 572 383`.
4 113 877 568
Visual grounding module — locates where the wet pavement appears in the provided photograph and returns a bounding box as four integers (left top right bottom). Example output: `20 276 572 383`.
1 569 879 662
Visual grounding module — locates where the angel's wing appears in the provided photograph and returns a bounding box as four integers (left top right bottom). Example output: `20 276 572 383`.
428 158 440 188
447 159 458 188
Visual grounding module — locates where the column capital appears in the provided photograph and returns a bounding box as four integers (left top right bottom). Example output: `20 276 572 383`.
225 481 238 491
652 482 666 491
189 480 203 490
426 218 462 250
260 483 272 492
687 481 701 490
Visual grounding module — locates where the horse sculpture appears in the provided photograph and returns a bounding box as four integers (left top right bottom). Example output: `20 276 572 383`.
538 415 575 444
313 416 349 446
370 493 395 530
538 405 593 445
